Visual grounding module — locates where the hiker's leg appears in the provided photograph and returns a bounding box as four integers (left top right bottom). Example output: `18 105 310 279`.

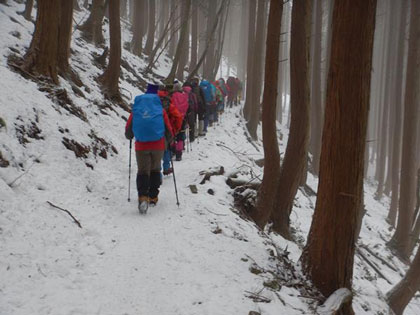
149 150 165 199
136 150 151 198
162 149 171 172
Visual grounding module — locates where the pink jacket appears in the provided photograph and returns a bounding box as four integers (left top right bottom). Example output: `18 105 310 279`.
171 91 189 118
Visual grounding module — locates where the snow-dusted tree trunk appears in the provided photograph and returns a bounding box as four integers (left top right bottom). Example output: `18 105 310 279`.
252 0 283 227
301 1 377 314
389 0 420 261
270 0 311 238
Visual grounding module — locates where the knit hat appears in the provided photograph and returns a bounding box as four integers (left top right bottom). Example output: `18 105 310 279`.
146 83 159 94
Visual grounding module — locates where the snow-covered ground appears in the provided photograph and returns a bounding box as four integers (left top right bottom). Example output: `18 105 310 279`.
1 2 419 315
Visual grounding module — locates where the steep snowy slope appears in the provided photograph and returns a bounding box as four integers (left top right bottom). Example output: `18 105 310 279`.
1 2 419 315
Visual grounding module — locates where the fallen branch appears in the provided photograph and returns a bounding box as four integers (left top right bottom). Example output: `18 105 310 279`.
359 244 398 272
199 166 225 184
356 248 392 284
47 201 82 228
226 177 260 190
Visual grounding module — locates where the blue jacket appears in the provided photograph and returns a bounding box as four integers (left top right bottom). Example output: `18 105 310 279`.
199 80 215 103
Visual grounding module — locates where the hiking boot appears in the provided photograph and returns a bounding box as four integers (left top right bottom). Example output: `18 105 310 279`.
149 197 158 206
163 168 173 175
138 196 149 214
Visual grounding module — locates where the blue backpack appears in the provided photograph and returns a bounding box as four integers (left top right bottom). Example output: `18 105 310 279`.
200 81 214 103
132 94 164 142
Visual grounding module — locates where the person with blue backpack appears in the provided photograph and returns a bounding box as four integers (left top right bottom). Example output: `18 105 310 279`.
125 83 174 214
199 79 216 134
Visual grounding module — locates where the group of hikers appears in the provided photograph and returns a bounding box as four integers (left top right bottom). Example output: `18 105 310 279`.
125 76 243 213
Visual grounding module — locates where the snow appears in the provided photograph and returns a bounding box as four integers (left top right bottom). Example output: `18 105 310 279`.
1 2 420 315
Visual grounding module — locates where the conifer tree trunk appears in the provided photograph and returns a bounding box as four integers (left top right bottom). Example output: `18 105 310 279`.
190 1 198 71
176 0 191 81
168 0 177 58
58 0 74 76
144 0 155 55
270 0 311 238
310 0 323 175
23 0 34 21
301 1 377 313
237 0 248 82
246 0 266 139
242 0 256 121
389 0 420 261
388 0 408 227
120 0 127 19
203 0 217 79
79 0 106 46
23 0 60 84
167 0 191 82
387 245 420 315
131 0 144 56
252 0 283 228
99 0 121 100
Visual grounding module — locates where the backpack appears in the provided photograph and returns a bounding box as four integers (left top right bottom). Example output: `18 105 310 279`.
132 94 164 142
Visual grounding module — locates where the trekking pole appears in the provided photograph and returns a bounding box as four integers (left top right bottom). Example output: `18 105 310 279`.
128 139 132 202
170 153 180 207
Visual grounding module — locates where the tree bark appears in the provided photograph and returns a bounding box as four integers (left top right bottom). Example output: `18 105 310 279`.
120 0 127 19
252 0 283 228
389 0 420 262
309 0 323 175
388 0 409 227
144 0 155 56
270 0 311 238
79 0 106 46
190 0 198 71
387 245 420 315
131 0 144 56
242 0 257 121
237 0 248 82
167 0 191 82
203 0 217 79
301 1 376 313
23 0 60 84
99 0 121 100
245 0 266 139
73 0 81 11
58 0 74 76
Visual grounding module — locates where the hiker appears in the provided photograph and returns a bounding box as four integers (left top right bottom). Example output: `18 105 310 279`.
235 77 242 105
158 86 182 175
213 80 224 124
191 78 206 137
199 79 216 132
226 76 237 108
125 83 174 214
183 82 198 143
171 83 189 161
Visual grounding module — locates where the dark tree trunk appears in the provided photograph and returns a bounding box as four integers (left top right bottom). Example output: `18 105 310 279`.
301 1 377 313
237 0 249 82
387 245 420 315
144 0 155 56
190 0 198 72
23 0 34 21
270 0 311 238
131 0 144 56
176 0 191 81
389 0 420 262
310 0 323 175
252 0 283 227
388 0 409 227
58 0 74 76
120 0 127 19
79 0 106 46
167 0 191 82
99 0 121 100
23 0 60 84
243 0 257 121
203 0 217 79
246 0 266 139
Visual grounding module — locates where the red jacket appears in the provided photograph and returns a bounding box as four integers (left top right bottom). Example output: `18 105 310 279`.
125 110 173 151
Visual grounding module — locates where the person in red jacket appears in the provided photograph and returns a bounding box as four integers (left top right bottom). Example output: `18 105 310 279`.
125 84 174 213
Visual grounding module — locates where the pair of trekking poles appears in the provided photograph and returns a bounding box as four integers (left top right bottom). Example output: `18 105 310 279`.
127 140 180 207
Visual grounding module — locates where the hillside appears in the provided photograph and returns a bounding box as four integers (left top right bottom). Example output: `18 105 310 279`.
0 2 419 315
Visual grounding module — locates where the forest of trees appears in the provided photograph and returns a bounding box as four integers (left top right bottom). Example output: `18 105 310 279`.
5 0 420 314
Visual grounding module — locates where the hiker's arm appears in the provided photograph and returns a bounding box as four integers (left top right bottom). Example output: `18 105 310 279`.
125 113 134 140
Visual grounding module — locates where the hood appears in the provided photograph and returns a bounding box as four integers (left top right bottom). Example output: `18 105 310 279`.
200 80 210 87
182 86 192 93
